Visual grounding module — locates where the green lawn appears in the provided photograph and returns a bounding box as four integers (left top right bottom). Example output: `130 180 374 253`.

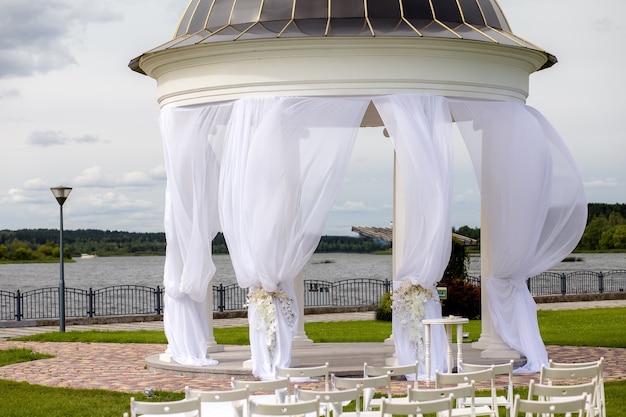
15 307 626 348
2 307 625 416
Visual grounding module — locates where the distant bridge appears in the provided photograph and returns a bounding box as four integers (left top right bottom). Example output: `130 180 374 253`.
351 226 477 246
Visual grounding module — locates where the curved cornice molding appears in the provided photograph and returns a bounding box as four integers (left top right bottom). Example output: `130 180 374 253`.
137 38 547 107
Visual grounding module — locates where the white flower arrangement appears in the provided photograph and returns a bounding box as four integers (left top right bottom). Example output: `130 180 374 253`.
245 286 296 357
391 280 434 364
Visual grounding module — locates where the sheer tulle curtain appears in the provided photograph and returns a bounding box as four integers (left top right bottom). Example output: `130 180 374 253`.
373 95 453 379
159 104 232 366
219 96 369 379
449 100 586 372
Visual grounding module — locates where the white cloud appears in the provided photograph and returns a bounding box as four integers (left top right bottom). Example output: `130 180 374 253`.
121 171 151 186
73 166 116 187
86 191 153 210
0 88 20 99
149 165 166 180
23 178 48 190
26 130 103 147
0 0 122 78
593 18 613 32
4 188 28 203
71 165 165 189
584 178 619 188
453 188 480 203
332 200 386 213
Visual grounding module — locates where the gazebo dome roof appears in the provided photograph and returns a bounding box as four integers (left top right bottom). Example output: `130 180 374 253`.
130 0 555 73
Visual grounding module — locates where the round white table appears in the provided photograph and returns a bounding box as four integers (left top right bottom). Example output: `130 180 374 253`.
422 315 469 384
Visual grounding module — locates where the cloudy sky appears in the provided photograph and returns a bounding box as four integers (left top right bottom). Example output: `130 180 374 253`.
1 0 624 236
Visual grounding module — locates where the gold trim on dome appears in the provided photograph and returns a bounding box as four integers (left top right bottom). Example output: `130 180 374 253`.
364 0 375 37
202 0 217 33
398 0 423 37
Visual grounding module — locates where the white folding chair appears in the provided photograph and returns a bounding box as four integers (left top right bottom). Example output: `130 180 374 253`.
459 360 514 417
127 396 201 417
540 364 602 417
363 362 419 407
276 363 330 391
231 377 291 405
408 382 496 417
380 395 453 417
529 378 597 417
295 385 361 417
547 358 605 417
332 373 391 415
364 362 419 388
185 386 249 417
249 398 319 417
435 368 498 415
511 393 587 417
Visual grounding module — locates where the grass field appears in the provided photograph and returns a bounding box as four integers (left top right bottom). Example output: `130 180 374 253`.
1 307 625 416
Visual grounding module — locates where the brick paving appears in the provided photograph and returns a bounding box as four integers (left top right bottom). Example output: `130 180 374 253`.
0 302 624 395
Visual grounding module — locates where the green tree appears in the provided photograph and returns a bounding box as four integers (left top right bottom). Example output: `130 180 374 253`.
13 246 33 260
579 217 609 250
599 227 616 249
608 212 625 227
612 225 626 249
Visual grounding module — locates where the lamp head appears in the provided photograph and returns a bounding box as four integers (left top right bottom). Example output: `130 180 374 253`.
50 186 72 206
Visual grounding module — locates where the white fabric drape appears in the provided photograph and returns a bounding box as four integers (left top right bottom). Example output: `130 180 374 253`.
160 104 231 366
218 96 369 379
373 95 452 379
449 100 587 372
157 94 585 377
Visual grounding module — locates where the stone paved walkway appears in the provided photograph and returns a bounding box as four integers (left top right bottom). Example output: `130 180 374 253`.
0 301 624 395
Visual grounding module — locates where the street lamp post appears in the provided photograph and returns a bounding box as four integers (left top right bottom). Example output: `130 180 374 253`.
50 186 72 332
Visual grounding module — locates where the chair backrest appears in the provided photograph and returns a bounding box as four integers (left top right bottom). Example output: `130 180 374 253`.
332 373 391 412
129 396 201 417
459 360 513 375
548 357 604 371
511 393 587 417
380 395 453 417
408 382 476 411
249 398 319 416
528 379 596 400
435 367 495 388
185 386 249 403
435 367 497 411
528 379 597 417
459 360 514 407
295 386 360 417
276 363 330 391
363 361 419 388
539 364 599 385
332 374 391 391
231 377 290 393
185 387 248 417
231 377 290 403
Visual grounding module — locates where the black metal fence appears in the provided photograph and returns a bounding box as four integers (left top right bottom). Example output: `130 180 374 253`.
1 271 625 322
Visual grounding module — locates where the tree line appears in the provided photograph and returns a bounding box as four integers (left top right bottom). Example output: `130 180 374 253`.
1 202 624 262
577 203 626 250
0 229 391 261
451 203 626 251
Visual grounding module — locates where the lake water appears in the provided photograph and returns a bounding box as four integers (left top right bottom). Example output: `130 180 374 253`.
1 252 625 292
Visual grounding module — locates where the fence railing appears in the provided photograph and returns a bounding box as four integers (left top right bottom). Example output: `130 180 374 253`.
1 271 625 322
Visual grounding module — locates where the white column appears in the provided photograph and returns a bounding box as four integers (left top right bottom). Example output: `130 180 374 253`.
292 271 313 346
477 141 520 360
471 206 492 350
385 152 403 365
206 286 224 353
